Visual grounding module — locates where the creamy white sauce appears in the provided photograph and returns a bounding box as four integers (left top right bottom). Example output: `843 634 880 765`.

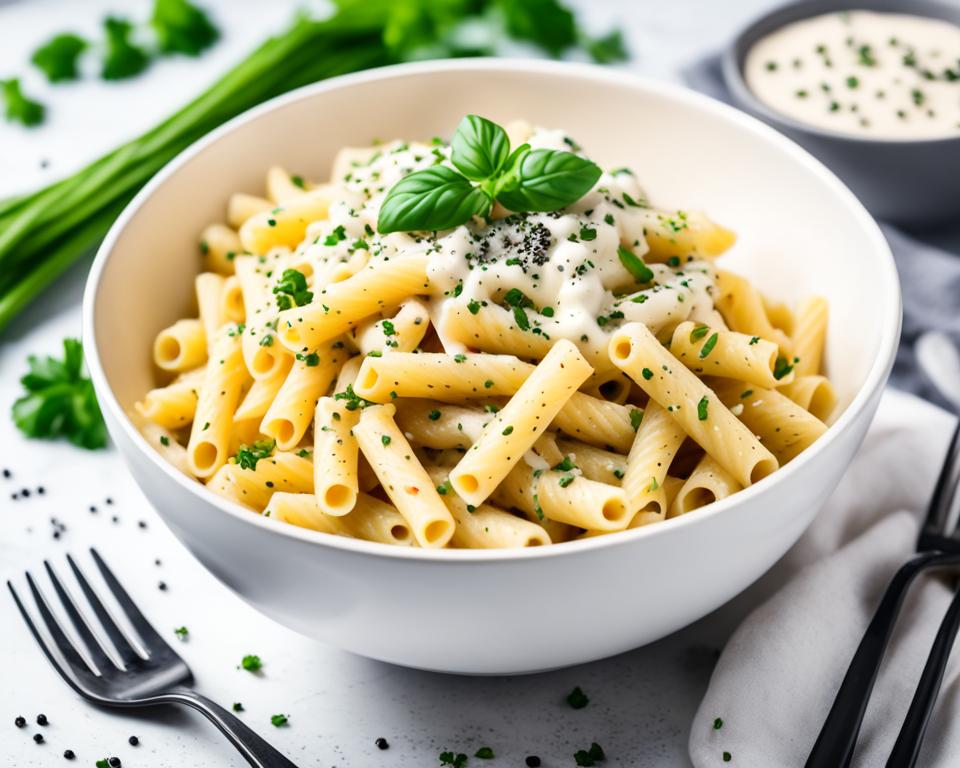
288 129 717 367
745 11 960 139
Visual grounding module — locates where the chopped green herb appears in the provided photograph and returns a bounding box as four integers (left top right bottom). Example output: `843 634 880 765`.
467 299 482 315
334 384 373 411
773 356 794 380
236 439 276 470
381 434 392 446
323 224 347 246
690 325 710 342
2 78 45 128
259 334 274 347
428 409 441 421
617 245 654 283
174 626 189 640
270 713 289 727
475 746 494 759
273 268 313 310
159 435 170 446
579 226 597 241
101 16 150 80
697 396 709 421
748 336 759 345
454 353 467 363
296 351 320 366
439 751 469 768
574 742 606 766
232 702 244 712
241 654 262 672
483 379 494 388
567 686 589 709
558 474 575 488
629 408 643 431
553 456 576 472
699 332 719 359
502 425 514 436
723 752 731 763
740 389 753 399
31 33 89 83
436 480 451 495
151 0 220 56
713 717 724 730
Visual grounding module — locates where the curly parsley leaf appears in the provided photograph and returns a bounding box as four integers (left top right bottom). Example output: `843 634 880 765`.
273 268 313 310
101 16 151 80
496 0 577 56
31 33 89 82
585 29 629 64
151 0 219 56
12 338 106 449
2 78 45 126
235 439 276 470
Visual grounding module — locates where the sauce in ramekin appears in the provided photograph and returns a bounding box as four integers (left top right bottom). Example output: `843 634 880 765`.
745 10 960 139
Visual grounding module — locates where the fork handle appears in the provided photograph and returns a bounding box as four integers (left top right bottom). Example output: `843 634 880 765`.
165 688 300 768
805 551 960 768
886 580 960 767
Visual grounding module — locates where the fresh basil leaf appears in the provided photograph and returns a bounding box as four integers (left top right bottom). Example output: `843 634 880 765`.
496 149 601 212
378 166 491 233
451 114 510 181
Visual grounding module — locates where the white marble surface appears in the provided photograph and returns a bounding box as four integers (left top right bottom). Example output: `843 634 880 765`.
0 1 829 766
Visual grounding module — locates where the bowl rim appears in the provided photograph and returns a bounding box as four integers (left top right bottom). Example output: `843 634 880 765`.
721 0 960 146
82 56 901 563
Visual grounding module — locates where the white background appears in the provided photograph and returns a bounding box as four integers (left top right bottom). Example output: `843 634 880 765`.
0 1 898 766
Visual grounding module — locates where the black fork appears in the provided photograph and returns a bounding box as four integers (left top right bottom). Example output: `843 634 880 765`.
7 548 299 768
807 420 960 768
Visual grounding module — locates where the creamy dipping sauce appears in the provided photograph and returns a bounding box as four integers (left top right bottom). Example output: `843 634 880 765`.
745 10 960 139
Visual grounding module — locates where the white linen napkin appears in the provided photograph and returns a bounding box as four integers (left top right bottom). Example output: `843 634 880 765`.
689 389 959 767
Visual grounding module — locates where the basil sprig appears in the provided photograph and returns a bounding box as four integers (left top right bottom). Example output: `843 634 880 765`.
378 114 601 234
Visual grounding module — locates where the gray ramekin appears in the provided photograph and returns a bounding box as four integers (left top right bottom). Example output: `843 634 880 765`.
723 0 960 227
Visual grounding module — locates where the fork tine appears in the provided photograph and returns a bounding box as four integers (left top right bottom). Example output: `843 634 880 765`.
43 561 121 673
23 572 101 681
7 582 97 699
66 554 142 665
89 548 170 654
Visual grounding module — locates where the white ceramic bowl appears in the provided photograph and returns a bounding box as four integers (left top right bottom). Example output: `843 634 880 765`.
83 59 900 674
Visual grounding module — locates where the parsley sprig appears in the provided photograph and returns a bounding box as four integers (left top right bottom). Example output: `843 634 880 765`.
12 338 106 449
378 114 601 233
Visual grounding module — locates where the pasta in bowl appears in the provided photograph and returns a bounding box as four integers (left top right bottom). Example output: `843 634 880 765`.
135 116 835 550
84 60 898 672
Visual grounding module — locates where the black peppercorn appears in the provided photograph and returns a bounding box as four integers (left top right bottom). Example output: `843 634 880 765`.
37 486 45 494
158 581 167 591
14 716 26 728
375 737 389 750
526 757 541 767
105 497 114 505
108 757 121 767
21 488 30 498
36 714 48 726
33 733 44 743
89 505 97 513
128 735 139 746
2 468 11 478
63 749 75 759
